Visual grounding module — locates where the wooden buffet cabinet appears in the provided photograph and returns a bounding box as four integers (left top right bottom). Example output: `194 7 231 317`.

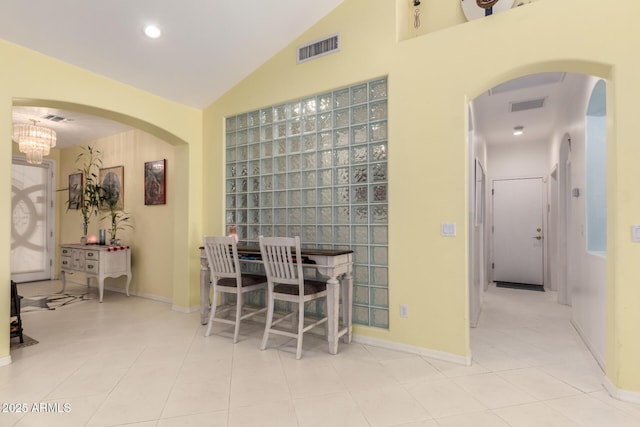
60 244 132 302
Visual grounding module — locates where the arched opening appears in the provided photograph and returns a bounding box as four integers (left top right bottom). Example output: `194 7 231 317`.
468 67 611 370
10 99 191 311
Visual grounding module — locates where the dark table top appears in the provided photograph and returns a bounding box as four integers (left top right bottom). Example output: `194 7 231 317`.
236 245 352 257
199 245 353 259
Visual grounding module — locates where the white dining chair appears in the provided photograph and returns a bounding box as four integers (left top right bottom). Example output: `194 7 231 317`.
203 235 267 343
259 236 328 359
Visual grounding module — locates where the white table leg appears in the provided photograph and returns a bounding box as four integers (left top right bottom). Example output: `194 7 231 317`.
326 276 340 355
341 271 353 343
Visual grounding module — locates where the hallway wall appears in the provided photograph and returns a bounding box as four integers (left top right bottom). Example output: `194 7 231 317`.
550 75 607 367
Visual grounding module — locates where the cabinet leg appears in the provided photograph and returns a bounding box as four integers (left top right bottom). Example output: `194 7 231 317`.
125 273 131 297
60 271 67 293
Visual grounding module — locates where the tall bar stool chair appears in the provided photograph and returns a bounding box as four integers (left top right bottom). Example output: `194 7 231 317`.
259 236 328 359
203 236 267 343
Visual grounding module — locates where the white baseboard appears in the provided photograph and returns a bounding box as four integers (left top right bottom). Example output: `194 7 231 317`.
171 304 201 314
570 317 605 370
104 286 172 304
352 335 472 366
604 376 640 404
0 355 12 367
104 286 199 313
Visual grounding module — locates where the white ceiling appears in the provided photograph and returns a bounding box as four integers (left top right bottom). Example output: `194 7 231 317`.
3 1 585 149
473 72 587 146
3 0 343 147
1 0 344 109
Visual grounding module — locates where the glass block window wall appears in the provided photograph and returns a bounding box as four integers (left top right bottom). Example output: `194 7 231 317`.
224 77 389 328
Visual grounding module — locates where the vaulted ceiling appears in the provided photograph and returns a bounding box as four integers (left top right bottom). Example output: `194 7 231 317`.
3 1 344 147
3 1 584 149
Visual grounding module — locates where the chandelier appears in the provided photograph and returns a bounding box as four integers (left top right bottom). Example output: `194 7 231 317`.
12 120 57 164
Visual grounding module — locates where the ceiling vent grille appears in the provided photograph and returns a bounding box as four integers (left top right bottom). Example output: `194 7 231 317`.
42 114 67 122
297 33 340 64
510 98 546 112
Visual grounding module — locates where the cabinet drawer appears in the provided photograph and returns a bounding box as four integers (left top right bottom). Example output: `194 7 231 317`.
61 247 72 257
85 250 100 260
61 256 72 269
85 260 99 274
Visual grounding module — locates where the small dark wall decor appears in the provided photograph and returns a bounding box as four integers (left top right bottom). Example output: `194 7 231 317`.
99 166 124 210
68 172 83 210
144 159 166 205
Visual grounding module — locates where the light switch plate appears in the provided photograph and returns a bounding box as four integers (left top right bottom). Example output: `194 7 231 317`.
441 223 456 237
632 225 640 242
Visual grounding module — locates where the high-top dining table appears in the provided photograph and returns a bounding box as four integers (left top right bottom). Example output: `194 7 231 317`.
199 245 353 354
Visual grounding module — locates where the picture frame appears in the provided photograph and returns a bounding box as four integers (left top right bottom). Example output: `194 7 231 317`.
68 172 83 210
99 166 124 210
144 159 166 205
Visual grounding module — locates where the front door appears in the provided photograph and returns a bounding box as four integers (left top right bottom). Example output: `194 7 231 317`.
492 177 544 286
11 157 55 283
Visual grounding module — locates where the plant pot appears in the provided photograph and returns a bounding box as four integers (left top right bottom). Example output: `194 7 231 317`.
110 238 121 246
80 235 87 244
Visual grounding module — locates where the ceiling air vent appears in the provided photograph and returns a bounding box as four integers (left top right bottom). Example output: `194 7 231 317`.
297 33 340 64
510 97 546 113
42 114 67 122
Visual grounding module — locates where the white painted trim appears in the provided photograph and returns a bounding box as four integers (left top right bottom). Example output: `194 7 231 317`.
571 317 605 370
171 304 200 314
352 335 472 366
603 376 640 404
104 286 198 313
104 286 172 304
0 355 12 367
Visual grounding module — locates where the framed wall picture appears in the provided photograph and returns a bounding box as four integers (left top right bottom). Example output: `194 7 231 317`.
144 159 166 205
99 166 124 210
68 172 83 210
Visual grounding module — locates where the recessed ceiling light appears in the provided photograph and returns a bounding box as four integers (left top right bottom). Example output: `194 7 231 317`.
513 126 524 136
143 25 162 39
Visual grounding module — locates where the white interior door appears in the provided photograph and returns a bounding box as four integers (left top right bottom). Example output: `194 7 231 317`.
11 157 55 283
492 177 544 286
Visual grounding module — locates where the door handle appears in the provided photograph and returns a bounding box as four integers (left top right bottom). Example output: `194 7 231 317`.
533 236 542 240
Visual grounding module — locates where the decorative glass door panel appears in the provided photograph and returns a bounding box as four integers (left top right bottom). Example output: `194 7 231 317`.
11 158 54 283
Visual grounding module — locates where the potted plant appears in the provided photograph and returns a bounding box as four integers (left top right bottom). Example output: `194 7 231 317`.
74 146 103 243
102 200 132 245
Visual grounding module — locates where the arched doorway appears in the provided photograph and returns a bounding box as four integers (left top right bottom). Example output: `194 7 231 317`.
468 71 609 369
10 99 191 306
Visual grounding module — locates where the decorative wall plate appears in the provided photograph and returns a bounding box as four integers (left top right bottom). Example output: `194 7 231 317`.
461 0 515 21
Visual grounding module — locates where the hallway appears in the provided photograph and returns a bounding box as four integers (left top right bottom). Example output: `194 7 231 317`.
469 284 638 425
3 280 640 426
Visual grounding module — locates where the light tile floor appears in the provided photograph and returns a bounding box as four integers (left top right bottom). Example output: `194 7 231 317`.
3 281 640 426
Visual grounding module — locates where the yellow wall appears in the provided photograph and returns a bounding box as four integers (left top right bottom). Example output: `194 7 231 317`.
4 0 640 395
58 130 176 300
1 40 203 362
204 0 640 392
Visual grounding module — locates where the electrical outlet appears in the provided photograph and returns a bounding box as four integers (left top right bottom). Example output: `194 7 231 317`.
400 304 409 318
